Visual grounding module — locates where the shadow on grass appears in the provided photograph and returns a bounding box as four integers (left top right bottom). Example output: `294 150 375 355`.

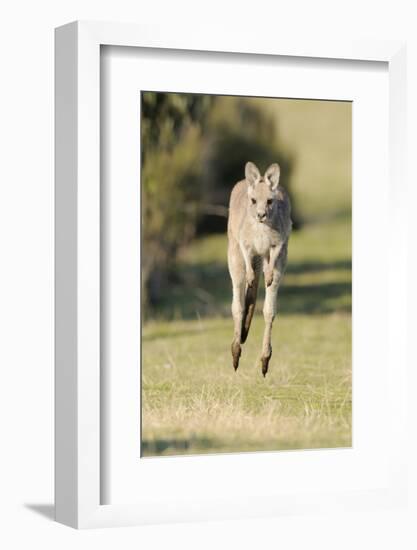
281 281 351 314
142 437 215 456
286 259 351 275
148 258 351 321
142 327 205 342
141 437 351 457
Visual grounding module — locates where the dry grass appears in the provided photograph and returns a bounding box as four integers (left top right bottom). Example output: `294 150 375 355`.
142 312 351 456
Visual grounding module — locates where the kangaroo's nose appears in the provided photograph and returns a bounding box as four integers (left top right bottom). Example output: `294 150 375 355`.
257 212 266 221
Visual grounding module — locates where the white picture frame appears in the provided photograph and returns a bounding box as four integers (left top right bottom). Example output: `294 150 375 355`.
55 21 407 529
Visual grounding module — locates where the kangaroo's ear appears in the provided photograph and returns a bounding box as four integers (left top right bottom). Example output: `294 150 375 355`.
265 163 280 191
245 162 261 187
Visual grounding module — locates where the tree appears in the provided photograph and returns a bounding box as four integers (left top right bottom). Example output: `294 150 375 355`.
141 92 213 308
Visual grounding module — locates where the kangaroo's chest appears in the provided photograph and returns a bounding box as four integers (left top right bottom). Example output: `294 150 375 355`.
252 226 279 257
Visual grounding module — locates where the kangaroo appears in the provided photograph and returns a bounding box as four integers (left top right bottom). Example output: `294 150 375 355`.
227 161 292 376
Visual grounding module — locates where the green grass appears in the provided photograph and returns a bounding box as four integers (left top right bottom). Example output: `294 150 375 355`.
142 216 351 456
148 216 351 321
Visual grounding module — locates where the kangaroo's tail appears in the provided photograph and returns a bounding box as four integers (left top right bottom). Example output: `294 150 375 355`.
241 258 261 343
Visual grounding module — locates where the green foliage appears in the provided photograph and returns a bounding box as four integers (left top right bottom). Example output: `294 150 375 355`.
141 92 212 156
141 92 213 307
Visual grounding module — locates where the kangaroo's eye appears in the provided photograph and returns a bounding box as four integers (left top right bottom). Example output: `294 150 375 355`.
251 198 257 205
267 199 273 205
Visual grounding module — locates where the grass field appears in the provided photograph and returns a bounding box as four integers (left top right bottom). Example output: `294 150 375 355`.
142 216 351 456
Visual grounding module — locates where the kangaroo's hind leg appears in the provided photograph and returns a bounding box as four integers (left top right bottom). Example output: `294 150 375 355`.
228 238 246 371
241 255 261 344
261 243 288 377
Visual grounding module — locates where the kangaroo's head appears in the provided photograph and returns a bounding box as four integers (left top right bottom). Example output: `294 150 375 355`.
245 162 281 224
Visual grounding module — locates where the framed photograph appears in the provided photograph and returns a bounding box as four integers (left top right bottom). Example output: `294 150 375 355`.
55 21 407 528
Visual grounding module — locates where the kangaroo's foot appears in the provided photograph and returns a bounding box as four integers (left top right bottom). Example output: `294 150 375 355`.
246 268 255 288
231 340 242 371
260 347 272 377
